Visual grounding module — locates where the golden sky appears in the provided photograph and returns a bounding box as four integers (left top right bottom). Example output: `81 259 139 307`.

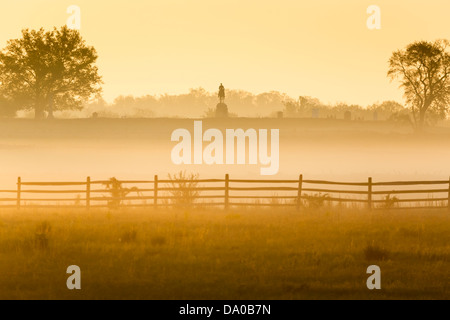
0 0 449 106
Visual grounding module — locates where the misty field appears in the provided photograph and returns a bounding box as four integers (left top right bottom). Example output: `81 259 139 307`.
0 207 448 300
2 118 450 188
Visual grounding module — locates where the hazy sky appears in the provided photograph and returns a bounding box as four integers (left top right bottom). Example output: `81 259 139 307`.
0 0 449 106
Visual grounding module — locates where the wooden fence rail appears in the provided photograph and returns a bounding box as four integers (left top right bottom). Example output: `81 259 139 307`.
0 175 448 210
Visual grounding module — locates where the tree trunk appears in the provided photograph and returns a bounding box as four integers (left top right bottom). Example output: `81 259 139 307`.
34 99 45 120
47 105 54 119
416 109 427 133
47 93 54 119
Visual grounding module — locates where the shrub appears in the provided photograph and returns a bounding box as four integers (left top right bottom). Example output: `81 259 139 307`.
303 193 330 209
380 194 399 209
167 171 200 207
103 177 141 209
120 227 138 243
150 236 166 246
363 242 389 261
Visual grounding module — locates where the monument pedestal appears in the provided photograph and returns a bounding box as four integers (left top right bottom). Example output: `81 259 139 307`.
215 103 229 118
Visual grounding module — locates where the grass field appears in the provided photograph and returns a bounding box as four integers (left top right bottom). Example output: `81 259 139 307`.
0 207 449 300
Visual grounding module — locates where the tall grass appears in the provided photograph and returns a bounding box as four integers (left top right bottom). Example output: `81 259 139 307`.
0 207 449 300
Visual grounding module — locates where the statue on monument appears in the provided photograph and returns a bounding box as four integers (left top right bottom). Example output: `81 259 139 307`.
218 83 225 103
215 83 229 118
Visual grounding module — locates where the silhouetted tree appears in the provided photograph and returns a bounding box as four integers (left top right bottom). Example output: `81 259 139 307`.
388 40 450 131
368 101 406 121
0 26 102 119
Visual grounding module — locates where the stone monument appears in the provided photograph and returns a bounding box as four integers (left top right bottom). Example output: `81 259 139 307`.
215 83 229 118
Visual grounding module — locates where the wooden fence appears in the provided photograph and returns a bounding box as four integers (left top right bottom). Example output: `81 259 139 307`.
0 175 449 210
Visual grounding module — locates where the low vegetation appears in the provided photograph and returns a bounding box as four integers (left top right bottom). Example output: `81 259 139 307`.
0 207 448 300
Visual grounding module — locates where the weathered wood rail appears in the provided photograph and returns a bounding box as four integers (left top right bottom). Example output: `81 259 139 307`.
0 175 449 210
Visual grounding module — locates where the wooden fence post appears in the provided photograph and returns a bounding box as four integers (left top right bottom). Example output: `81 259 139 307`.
225 174 229 210
297 174 303 211
17 177 21 210
154 175 158 209
86 176 91 209
368 177 373 211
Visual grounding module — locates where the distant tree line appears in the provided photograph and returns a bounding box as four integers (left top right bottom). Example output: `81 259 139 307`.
54 88 292 119
42 90 411 121
0 26 448 130
2 86 421 122
283 97 411 122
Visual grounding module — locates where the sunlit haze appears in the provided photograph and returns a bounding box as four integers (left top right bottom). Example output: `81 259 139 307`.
1 0 449 105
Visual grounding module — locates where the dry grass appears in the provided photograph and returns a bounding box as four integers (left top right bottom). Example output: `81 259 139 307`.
0 207 449 300
363 242 390 262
